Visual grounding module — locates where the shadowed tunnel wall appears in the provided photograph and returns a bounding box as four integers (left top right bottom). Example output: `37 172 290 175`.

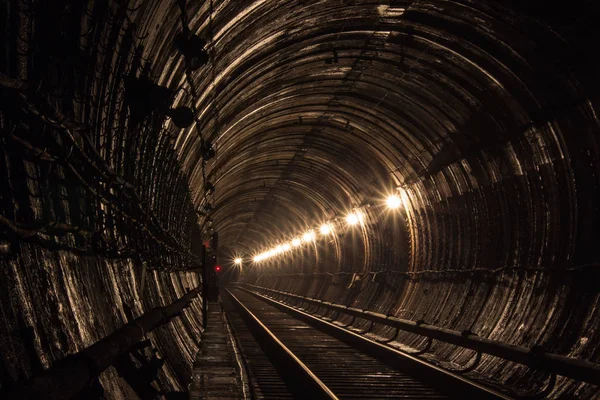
1 0 600 398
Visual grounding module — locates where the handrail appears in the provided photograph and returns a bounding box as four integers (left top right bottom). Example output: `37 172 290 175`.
6 287 201 400
241 283 600 386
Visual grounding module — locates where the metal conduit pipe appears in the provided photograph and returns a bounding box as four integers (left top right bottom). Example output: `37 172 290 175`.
4 287 201 400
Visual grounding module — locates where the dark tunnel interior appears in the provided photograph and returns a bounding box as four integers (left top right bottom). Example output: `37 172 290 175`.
1 0 599 398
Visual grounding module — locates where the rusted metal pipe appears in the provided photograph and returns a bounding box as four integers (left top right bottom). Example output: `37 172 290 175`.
5 287 201 400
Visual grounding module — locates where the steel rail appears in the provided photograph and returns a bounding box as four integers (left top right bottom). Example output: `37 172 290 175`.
237 286 509 399
241 283 600 386
225 289 338 400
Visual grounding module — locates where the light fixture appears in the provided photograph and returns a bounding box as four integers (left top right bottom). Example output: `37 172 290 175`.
346 211 363 225
174 32 209 70
320 223 332 235
302 230 315 242
234 258 242 265
165 106 195 128
247 187 409 262
124 75 173 124
386 194 402 209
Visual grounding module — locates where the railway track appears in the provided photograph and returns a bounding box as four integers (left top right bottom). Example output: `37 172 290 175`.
222 286 511 400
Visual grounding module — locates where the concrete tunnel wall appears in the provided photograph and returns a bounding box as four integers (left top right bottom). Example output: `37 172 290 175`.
1 0 599 398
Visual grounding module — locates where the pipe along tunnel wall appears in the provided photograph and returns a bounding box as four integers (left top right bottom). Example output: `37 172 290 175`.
1 0 600 398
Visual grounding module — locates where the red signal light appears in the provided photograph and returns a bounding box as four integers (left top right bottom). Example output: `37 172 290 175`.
215 266 221 272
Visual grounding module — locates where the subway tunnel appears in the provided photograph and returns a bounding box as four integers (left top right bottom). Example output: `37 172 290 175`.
1 0 599 398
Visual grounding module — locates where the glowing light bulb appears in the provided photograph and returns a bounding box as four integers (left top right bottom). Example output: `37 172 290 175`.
283 243 291 251
386 194 402 209
292 238 302 247
303 231 315 242
346 212 363 225
234 258 242 264
320 223 332 235
254 255 261 262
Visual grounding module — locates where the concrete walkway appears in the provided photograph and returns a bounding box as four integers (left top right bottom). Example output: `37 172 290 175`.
189 301 245 400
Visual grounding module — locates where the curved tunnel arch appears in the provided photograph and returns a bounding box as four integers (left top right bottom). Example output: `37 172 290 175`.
1 0 599 398
163 2 598 396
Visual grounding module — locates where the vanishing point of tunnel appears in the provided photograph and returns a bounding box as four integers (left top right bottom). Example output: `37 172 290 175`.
0 0 599 399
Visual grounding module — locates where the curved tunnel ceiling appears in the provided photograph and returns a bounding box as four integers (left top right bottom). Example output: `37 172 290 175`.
1 0 600 397
137 0 599 268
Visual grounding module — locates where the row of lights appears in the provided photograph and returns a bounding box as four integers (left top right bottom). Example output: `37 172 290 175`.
233 194 403 265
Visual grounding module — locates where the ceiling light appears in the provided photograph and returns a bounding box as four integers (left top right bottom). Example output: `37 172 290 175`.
165 106 195 128
320 223 332 235
123 75 173 125
303 231 315 242
377 5 405 17
174 32 209 70
386 195 402 209
283 243 291 251
346 211 363 225
291 238 302 247
234 258 242 264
